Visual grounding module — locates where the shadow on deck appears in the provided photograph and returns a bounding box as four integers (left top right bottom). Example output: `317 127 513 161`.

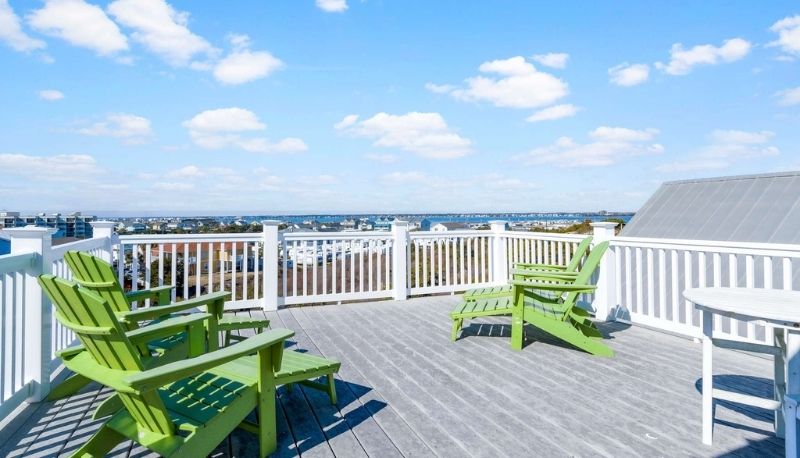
0 295 785 457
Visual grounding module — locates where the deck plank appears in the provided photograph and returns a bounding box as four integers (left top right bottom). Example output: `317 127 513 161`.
0 295 785 457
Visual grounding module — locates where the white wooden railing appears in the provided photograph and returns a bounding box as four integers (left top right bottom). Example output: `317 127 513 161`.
2 218 800 420
610 237 800 342
0 251 38 420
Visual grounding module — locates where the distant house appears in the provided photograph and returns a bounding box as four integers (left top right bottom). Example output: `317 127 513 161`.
126 222 147 233
431 222 470 232
341 219 357 230
374 217 395 231
358 220 374 231
419 219 432 231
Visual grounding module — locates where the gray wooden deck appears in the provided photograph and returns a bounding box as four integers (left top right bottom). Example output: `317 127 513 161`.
0 295 785 457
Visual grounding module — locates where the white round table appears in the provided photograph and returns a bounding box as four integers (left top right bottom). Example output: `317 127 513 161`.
685 287 800 458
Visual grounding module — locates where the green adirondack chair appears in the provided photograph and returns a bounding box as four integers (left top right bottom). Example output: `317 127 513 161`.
39 274 292 457
47 250 269 401
65 250 271 347
508 242 612 356
451 242 611 357
461 236 592 300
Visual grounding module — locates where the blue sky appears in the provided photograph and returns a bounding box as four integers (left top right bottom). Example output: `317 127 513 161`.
0 0 798 215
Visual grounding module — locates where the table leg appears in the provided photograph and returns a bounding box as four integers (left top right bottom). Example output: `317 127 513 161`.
786 331 800 458
702 309 714 445
776 327 787 438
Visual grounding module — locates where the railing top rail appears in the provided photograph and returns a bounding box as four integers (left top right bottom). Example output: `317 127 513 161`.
612 236 800 257
410 230 492 238
504 231 587 241
50 237 108 259
119 233 263 244
0 252 36 274
282 231 394 240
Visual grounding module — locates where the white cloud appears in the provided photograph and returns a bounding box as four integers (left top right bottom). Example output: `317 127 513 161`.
184 107 266 132
608 63 649 86
364 153 398 163
656 129 779 172
184 107 307 154
38 89 64 101
165 165 203 178
769 15 800 57
76 113 153 144
0 153 100 180
513 126 662 167
0 0 46 52
107 0 215 66
28 0 128 56
440 56 569 109
212 35 284 85
655 38 751 75
335 112 473 159
383 171 427 184
424 82 456 94
316 0 348 13
525 104 581 122
153 182 193 191
531 52 569 69
590 126 659 142
776 86 800 106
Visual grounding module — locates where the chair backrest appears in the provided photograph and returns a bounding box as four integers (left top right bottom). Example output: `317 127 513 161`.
564 236 592 272
39 274 175 436
64 251 131 314
563 241 609 305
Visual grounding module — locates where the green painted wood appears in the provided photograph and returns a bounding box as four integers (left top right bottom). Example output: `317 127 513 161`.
38 274 296 458
53 251 268 400
451 242 614 356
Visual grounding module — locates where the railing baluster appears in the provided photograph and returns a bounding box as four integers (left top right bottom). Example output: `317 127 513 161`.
157 244 164 287
144 243 151 306
195 243 202 298
183 243 189 300
207 242 214 294
302 240 308 297
243 242 250 300
170 244 177 302
658 249 666 319
745 254 755 339
712 252 722 333
784 257 793 291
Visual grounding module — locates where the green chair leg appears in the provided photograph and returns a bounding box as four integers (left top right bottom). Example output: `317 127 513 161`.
326 374 337 405
450 318 463 341
47 373 91 401
224 330 232 347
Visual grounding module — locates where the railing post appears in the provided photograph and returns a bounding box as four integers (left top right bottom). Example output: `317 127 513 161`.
261 221 280 311
5 226 54 402
489 220 508 284
591 221 618 321
392 221 409 300
90 220 117 263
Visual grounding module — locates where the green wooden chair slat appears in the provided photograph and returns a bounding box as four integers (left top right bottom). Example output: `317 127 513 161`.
39 274 294 457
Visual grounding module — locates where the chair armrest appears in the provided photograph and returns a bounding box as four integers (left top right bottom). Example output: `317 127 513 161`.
510 269 579 281
125 285 175 303
510 279 596 293
513 263 566 271
117 291 231 323
126 313 211 346
123 329 294 392
60 351 138 394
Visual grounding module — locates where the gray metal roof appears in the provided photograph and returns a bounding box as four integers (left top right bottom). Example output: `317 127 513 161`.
621 171 800 243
